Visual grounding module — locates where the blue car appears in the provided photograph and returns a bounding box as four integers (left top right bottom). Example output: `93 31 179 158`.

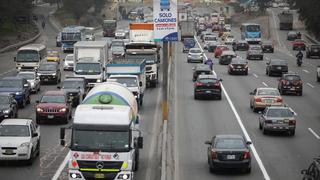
0 77 31 108
160 0 170 11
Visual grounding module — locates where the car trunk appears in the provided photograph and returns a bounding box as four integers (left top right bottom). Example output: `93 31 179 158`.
216 149 246 161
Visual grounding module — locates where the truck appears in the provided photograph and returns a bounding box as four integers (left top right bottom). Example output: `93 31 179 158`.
106 59 146 107
60 82 143 180
102 20 117 37
61 26 86 53
278 11 293 30
180 20 195 41
73 41 109 87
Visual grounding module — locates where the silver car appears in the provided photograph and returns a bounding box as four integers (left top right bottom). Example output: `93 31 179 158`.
16 71 40 93
187 48 204 63
63 54 74 71
247 45 263 60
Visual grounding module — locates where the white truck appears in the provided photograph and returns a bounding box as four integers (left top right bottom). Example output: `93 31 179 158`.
60 82 143 180
106 59 146 107
73 41 109 87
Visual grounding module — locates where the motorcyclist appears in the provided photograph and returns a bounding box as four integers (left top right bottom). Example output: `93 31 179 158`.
296 50 303 65
297 31 302 39
204 58 214 70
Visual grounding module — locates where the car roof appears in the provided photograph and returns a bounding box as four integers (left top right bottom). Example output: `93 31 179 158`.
43 90 66 96
215 134 244 139
198 74 217 79
221 50 236 55
0 119 33 126
195 64 211 70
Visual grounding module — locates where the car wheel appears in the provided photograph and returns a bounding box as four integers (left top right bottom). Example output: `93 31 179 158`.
36 140 40 156
245 166 251 174
307 53 310 58
298 91 303 96
26 95 31 104
26 148 35 165
259 122 262 129
262 125 268 135
20 98 26 108
217 94 222 100
134 150 140 171
15 110 18 118
209 165 216 173
187 59 190 63
194 93 198 100
289 130 295 136
245 71 248 75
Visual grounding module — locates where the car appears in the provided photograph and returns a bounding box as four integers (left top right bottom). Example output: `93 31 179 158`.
278 73 303 96
203 35 218 49
317 66 320 82
58 77 87 107
63 54 74 71
247 45 263 60
201 31 214 42
46 50 61 63
111 39 125 49
212 24 220 32
233 40 249 51
111 45 125 59
56 33 62 47
259 105 296 136
214 45 229 58
221 32 231 41
0 77 31 108
224 24 231 31
35 91 72 124
261 41 274 53
266 59 288 76
192 64 213 82
228 57 248 75
207 41 220 53
219 50 236 65
194 74 222 100
224 35 235 45
292 39 306 50
301 157 320 180
17 71 40 93
306 44 320 58
250 87 283 112
0 93 18 119
218 28 227 37
187 48 204 63
37 62 61 84
287 31 299 41
0 119 40 164
115 29 126 39
205 134 252 173
197 24 207 35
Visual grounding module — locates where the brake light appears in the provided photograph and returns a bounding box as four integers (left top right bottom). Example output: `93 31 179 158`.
229 64 234 69
214 82 220 87
255 98 262 102
289 120 296 125
276 97 283 103
282 80 289 85
211 150 218 159
196 82 204 86
244 64 249 69
244 151 251 159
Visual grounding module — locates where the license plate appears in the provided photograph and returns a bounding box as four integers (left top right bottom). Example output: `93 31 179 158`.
277 67 282 70
47 115 54 119
290 88 295 90
95 174 105 179
227 155 235 160
206 90 211 93
237 66 242 68
5 149 13 154
277 120 283 124
264 99 273 104
44 78 48 81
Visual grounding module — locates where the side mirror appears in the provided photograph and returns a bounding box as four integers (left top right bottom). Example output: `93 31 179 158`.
14 57 16 62
60 128 65 146
205 140 212 145
139 81 142 87
301 169 307 175
137 137 143 149
32 132 38 137
57 86 61 89
246 141 252 145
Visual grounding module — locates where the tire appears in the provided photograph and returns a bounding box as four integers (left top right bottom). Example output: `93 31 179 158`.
217 94 222 100
289 130 295 136
298 91 302 96
26 148 35 165
259 122 262 129
262 125 268 135
134 150 139 171
26 95 31 104
20 98 26 108
36 140 40 156
317 75 320 82
187 59 190 63
245 166 251 174
279 88 284 95
209 164 216 173
36 117 41 125
244 71 248 75
253 106 258 113
15 110 18 118
63 116 68 124
139 98 143 107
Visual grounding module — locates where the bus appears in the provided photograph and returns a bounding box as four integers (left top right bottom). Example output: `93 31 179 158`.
14 44 47 72
240 23 261 44
102 20 117 37
61 26 86 53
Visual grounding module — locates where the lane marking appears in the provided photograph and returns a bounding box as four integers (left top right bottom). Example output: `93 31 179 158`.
308 128 320 139
195 36 271 180
52 150 70 180
253 73 259 78
262 82 268 87
0 68 15 76
307 83 315 88
303 69 310 73
289 107 298 116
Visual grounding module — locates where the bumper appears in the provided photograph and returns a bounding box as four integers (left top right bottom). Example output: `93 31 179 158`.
195 90 221 97
36 113 68 121
254 102 283 109
63 65 74 70
230 68 248 74
308 52 320 56
263 48 274 53
68 169 133 180
188 57 203 62
212 159 251 169
0 148 30 161
40 75 58 82
269 69 288 75
264 125 295 132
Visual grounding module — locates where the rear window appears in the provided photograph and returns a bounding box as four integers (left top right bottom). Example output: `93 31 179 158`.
311 45 320 49
266 109 293 117
250 46 261 50
271 60 287 65
196 70 211 75
215 138 245 149
199 78 218 83
257 89 280 96
190 49 201 53
285 75 300 81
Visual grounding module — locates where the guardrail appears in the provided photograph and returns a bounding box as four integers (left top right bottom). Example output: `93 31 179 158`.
304 33 320 44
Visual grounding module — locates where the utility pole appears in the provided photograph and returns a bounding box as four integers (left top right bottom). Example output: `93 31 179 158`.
162 42 169 121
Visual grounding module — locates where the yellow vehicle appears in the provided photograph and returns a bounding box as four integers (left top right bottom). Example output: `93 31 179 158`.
221 32 231 41
47 50 61 63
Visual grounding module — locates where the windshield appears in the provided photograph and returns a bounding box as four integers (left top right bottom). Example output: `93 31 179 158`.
17 73 34 80
251 46 262 51
285 75 300 81
62 81 84 89
0 125 30 137
61 32 81 42
246 25 260 32
257 89 280 96
205 36 217 41
41 95 65 103
65 55 74 62
72 129 130 152
111 41 124 47
111 77 138 87
0 80 22 88
215 138 245 149
0 96 10 104
190 49 201 53
16 50 40 62
75 63 101 75
126 54 156 63
266 109 294 117
39 64 56 71
103 22 116 28
199 78 218 83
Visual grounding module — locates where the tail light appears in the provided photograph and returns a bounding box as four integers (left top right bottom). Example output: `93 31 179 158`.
282 80 289 85
255 98 262 102
211 150 218 159
289 120 296 125
276 97 283 103
298 80 303 85
265 120 272 123
229 64 234 69
196 82 204 86
244 64 249 69
243 151 251 159
214 82 221 87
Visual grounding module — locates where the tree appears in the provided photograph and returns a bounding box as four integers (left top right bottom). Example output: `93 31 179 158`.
63 0 94 21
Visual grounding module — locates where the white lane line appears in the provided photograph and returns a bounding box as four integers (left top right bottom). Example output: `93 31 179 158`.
195 36 271 180
303 69 310 73
52 150 70 180
253 73 258 78
289 107 298 116
271 10 283 48
308 128 320 140
262 82 268 87
307 83 315 88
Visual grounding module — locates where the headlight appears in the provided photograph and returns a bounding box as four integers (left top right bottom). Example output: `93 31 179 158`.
96 79 101 83
59 108 67 112
15 92 22 95
118 174 130 179
20 142 30 147
3 109 10 114
188 55 191 58
36 108 43 112
52 73 56 76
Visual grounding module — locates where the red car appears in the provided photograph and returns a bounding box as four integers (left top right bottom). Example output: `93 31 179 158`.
292 39 306 50
214 45 229 58
36 91 72 124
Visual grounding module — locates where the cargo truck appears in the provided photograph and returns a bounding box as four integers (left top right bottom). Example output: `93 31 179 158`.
102 20 117 37
278 11 293 30
180 20 195 41
73 41 109 88
60 82 143 180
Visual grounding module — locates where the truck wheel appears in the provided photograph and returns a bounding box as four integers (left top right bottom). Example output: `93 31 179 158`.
134 150 139 171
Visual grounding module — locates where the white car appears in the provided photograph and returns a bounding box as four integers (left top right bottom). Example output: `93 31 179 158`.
63 54 74 71
224 24 231 31
225 35 236 45
203 35 218 49
17 71 40 93
0 119 40 164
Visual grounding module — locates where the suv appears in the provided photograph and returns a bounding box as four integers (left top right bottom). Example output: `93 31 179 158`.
0 119 40 164
0 77 31 108
278 73 303 95
301 157 320 180
194 74 222 100
306 44 320 58
259 105 296 136
192 64 213 82
37 62 61 84
247 45 263 60
187 48 204 63
58 77 87 107
261 41 274 53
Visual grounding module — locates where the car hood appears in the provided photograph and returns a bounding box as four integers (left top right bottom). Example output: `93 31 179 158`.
37 103 67 109
0 136 30 147
0 88 23 93
0 104 10 110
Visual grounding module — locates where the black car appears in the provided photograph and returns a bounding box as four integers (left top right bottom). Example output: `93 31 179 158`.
233 40 249 51
58 77 87 107
228 57 248 75
37 62 61 84
301 157 320 180
205 135 252 173
261 41 274 53
192 64 213 82
0 93 18 119
306 44 320 58
266 59 288 76
278 73 303 95
287 31 299 41
194 74 222 100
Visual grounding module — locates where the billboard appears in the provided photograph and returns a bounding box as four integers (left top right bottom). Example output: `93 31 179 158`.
129 23 154 42
153 0 178 42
